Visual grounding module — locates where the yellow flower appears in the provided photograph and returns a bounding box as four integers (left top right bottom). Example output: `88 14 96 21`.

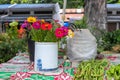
41 19 45 23
27 17 36 23
68 29 74 38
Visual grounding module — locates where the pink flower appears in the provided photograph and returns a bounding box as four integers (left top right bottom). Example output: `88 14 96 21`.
61 26 68 36
55 28 64 38
32 21 41 29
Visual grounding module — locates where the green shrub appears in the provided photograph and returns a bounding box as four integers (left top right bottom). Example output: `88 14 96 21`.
101 30 120 51
90 27 120 53
89 27 107 53
0 21 27 63
74 16 88 29
0 33 27 63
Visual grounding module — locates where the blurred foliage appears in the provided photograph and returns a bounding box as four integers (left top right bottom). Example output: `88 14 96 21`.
101 30 120 50
0 0 120 8
0 22 27 63
93 28 109 53
74 16 88 29
0 0 11 4
0 0 82 8
112 44 120 53
107 0 120 4
90 27 120 53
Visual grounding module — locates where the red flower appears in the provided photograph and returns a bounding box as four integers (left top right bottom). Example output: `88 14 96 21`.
55 28 64 38
41 22 52 30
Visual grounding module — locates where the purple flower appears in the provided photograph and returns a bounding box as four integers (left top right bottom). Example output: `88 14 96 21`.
21 23 28 28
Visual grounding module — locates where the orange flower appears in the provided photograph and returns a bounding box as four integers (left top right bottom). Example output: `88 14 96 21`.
18 27 25 38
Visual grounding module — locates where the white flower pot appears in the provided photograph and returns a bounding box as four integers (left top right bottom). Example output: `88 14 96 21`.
34 42 58 71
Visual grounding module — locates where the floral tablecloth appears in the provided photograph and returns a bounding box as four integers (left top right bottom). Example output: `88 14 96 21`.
0 53 120 80
103 53 120 65
0 53 75 80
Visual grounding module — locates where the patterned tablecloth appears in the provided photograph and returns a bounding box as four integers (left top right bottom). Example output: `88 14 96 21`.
0 53 75 80
103 53 120 65
0 53 120 80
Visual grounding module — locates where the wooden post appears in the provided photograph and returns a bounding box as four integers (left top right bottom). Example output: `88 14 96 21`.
62 0 67 21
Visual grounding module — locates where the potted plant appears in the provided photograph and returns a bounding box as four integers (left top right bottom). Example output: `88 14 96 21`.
21 16 68 71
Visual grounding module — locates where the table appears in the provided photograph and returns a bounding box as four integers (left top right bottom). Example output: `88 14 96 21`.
0 53 75 80
0 53 120 80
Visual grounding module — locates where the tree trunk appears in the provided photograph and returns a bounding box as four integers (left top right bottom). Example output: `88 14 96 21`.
84 0 107 30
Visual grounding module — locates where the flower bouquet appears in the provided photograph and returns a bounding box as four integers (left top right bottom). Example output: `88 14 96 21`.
21 16 68 71
21 16 68 42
